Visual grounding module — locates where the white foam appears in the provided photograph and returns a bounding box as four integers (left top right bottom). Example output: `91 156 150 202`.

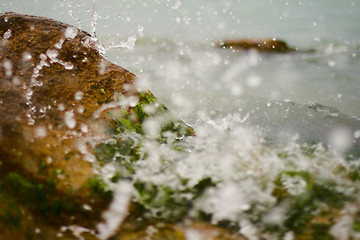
97 181 133 240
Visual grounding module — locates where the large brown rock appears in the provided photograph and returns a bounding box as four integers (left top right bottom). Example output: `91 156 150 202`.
0 12 138 193
0 11 141 238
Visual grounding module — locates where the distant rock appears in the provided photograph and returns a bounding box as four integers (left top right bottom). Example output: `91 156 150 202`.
216 38 294 53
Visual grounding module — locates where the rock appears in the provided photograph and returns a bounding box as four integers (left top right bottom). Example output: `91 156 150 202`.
216 38 294 53
0 12 195 239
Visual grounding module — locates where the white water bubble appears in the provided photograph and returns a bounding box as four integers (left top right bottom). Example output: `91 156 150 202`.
58 103 65 111
80 123 88 133
64 62 74 70
137 25 144 38
22 51 32 61
246 74 262 88
354 130 360 139
328 60 336 67
283 231 294 240
98 60 107 75
281 174 307 195
46 49 59 62
81 36 93 48
55 38 65 49
75 91 84 101
143 118 161 139
3 59 12 77
83 204 92 211
77 105 85 114
171 0 181 9
329 127 353 154
35 126 47 138
25 88 34 100
65 26 78 39
3 29 12 39
127 95 139 108
64 111 76 129
46 156 53 164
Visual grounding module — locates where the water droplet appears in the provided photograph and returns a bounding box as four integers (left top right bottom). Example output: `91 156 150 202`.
127 95 139 107
328 60 336 67
246 74 262 88
77 106 85 114
3 59 12 77
3 29 12 39
64 62 74 70
58 103 65 111
27 118 35 126
46 49 59 62
64 111 76 129
171 1 181 9
46 156 53 164
22 51 32 61
39 106 47 113
354 130 360 139
12 76 20 86
75 91 84 101
98 60 107 75
65 26 78 39
81 36 93 48
55 38 65 49
83 204 92 211
35 126 47 138
329 127 353 153
80 123 88 133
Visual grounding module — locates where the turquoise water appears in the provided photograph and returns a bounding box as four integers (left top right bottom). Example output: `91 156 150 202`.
2 1 360 238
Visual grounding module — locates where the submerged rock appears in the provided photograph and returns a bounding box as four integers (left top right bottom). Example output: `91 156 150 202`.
0 12 196 239
216 38 294 53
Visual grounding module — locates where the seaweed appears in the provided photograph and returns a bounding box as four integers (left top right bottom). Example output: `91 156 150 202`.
87 176 113 201
110 91 194 138
272 171 352 235
132 177 215 223
0 202 22 228
0 173 79 219
309 224 335 240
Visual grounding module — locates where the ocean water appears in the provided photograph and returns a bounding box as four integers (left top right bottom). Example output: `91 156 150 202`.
2 0 360 239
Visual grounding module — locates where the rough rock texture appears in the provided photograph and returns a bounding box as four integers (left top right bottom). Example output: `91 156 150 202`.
217 38 294 53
